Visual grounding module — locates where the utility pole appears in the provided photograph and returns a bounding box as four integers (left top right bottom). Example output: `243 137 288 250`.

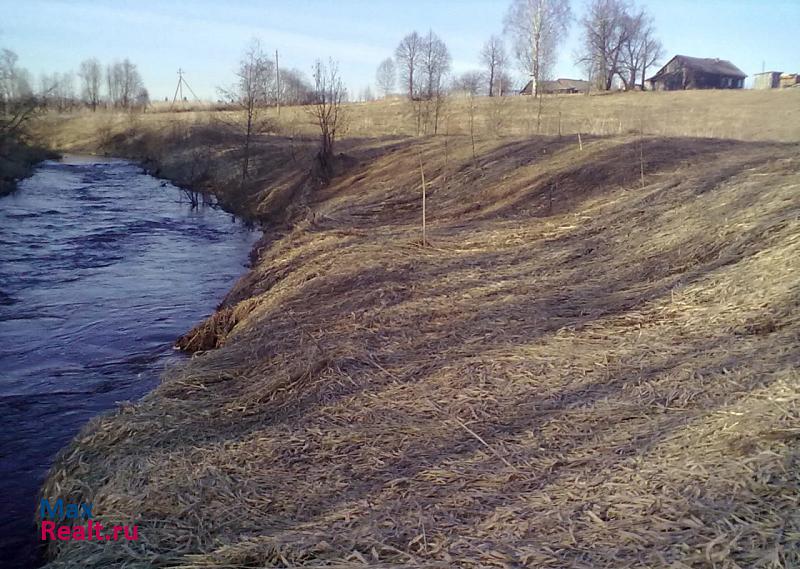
172 68 184 105
170 68 200 109
275 50 280 117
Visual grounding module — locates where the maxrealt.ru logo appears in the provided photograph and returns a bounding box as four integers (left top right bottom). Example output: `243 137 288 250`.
39 499 138 542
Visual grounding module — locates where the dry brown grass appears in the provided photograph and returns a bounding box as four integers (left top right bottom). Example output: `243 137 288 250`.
35 88 800 148
38 119 800 568
333 89 800 142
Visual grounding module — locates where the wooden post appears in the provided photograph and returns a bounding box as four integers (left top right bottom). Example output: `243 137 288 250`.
443 115 449 188
578 132 583 151
639 115 645 188
419 153 427 246
558 111 562 138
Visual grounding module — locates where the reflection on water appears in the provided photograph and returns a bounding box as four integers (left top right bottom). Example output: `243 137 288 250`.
0 156 258 568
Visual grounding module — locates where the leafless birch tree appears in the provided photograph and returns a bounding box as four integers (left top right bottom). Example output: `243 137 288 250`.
309 58 347 178
504 0 572 97
480 35 507 97
219 40 274 183
395 31 423 99
376 58 396 97
106 59 144 109
78 58 102 111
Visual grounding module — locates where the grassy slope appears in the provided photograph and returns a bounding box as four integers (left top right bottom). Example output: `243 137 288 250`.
39 94 800 568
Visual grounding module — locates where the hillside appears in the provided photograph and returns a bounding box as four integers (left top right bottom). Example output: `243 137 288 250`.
37 103 800 568
29 93 800 569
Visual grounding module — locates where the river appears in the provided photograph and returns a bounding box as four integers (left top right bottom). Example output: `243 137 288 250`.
0 156 258 567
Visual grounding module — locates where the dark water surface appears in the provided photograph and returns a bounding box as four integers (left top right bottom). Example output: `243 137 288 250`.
0 156 258 567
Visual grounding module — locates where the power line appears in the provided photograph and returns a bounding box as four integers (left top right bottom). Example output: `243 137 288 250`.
171 68 200 107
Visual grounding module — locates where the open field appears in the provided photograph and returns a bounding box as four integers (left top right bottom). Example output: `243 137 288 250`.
37 88 800 146
145 89 800 142
36 92 800 567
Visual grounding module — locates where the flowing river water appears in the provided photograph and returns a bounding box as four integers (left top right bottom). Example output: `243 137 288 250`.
0 156 258 567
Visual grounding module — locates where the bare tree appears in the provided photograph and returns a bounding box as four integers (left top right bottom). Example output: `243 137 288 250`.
0 49 40 141
395 31 423 99
414 30 451 134
309 58 347 179
78 58 102 111
106 63 120 108
617 7 664 90
219 40 275 183
106 59 145 109
49 72 76 112
0 49 17 114
279 68 313 105
134 88 150 110
578 0 638 91
493 69 514 96
420 30 451 101
481 35 507 97
118 60 142 109
359 85 375 102
504 0 572 97
376 57 396 97
634 19 663 89
454 71 485 96
0 49 32 115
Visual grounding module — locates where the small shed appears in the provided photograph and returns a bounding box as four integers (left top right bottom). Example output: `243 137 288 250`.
520 78 590 95
780 74 800 88
754 71 782 89
647 55 746 90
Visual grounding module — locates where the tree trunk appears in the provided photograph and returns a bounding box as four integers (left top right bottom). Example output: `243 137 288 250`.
640 58 648 90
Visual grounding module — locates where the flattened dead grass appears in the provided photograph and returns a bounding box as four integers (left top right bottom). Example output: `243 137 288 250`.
40 134 799 568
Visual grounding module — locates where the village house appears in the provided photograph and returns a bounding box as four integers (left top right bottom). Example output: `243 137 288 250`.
754 71 782 89
780 73 800 88
647 55 746 90
520 78 591 95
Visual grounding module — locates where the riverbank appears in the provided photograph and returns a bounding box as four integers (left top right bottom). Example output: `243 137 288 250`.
31 110 325 223
1 155 260 569
33 102 800 567
0 137 59 196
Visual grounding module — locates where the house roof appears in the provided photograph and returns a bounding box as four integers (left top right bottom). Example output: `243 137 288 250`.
520 78 590 94
648 55 747 81
649 55 747 81
553 78 591 91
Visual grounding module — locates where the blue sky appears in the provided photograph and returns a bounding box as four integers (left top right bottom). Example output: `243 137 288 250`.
2 0 798 99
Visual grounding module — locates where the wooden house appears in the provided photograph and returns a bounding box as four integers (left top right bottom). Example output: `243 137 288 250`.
520 78 591 95
754 71 782 89
780 74 799 89
647 55 746 90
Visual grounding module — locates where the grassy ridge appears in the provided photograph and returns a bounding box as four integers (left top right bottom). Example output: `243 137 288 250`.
29 89 800 218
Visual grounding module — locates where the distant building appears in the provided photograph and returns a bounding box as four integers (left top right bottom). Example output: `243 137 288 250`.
647 55 746 90
520 78 591 95
754 71 782 89
780 73 800 89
